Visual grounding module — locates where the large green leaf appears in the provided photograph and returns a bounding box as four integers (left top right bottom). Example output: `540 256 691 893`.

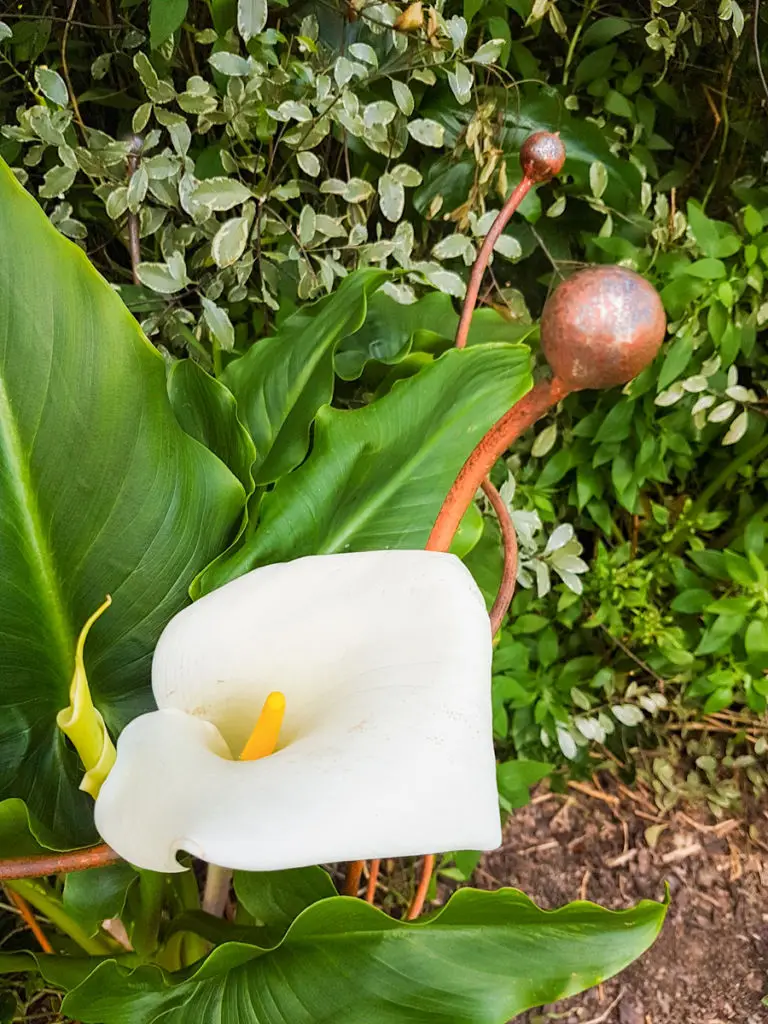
167 360 256 495
0 160 244 847
63 864 138 938
57 888 666 1024
197 343 531 592
221 269 387 485
234 867 336 942
336 291 532 380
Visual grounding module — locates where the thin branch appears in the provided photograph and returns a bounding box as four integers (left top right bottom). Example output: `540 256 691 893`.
581 989 625 1024
61 0 86 141
126 145 142 284
592 616 667 691
755 0 768 106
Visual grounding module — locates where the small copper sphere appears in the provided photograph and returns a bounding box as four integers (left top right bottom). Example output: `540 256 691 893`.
540 266 666 391
519 131 566 183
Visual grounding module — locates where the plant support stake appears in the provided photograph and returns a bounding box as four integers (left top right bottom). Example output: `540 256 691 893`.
454 132 566 350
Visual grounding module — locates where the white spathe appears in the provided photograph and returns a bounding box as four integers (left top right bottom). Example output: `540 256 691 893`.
94 550 501 873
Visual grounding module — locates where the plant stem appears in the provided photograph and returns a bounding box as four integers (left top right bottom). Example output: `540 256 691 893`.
212 337 223 378
562 0 597 87
0 953 36 973
131 870 165 955
668 433 768 554
201 864 231 917
6 880 111 956
62 0 86 140
426 377 570 552
171 866 202 912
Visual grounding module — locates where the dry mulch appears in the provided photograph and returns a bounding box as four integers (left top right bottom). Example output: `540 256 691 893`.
476 781 768 1024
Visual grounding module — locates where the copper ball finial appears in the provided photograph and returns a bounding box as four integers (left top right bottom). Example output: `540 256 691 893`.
540 266 666 391
519 132 566 183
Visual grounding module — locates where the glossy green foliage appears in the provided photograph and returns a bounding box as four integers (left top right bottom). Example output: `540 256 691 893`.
52 888 665 1024
222 270 388 485
0 161 244 847
199 343 531 591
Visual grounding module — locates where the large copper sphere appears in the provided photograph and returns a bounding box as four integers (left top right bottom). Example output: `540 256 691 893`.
519 132 566 183
540 266 666 391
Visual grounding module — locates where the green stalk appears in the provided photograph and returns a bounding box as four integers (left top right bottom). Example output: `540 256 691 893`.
0 953 36 973
562 0 597 87
212 337 223 378
169 866 201 913
6 879 112 956
131 870 165 956
167 869 210 967
668 433 768 554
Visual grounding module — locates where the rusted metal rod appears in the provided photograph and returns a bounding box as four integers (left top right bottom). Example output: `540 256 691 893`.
0 844 119 882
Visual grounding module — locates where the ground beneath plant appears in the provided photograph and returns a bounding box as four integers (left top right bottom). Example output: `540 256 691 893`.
473 781 768 1024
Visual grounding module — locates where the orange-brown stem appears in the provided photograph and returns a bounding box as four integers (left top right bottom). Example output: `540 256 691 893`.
5 886 54 953
426 377 570 554
0 844 119 882
365 859 380 904
406 853 435 920
454 176 534 350
481 478 518 635
343 859 364 896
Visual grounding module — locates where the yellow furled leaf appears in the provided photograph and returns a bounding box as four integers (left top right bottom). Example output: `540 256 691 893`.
56 596 116 798
394 1 423 32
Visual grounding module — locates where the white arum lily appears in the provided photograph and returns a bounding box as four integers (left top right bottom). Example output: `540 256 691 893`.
95 550 501 873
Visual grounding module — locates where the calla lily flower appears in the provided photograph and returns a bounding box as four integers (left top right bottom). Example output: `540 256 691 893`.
94 551 502 873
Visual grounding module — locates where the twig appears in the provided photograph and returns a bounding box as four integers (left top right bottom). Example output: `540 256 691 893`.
664 720 760 742
660 843 701 865
481 478 518 634
605 849 637 868
126 139 142 285
515 839 559 855
578 868 591 901
62 0 86 140
676 812 739 837
754 0 768 106
4 886 54 953
567 780 619 807
528 223 566 280
406 854 434 920
592 617 667 690
582 989 625 1024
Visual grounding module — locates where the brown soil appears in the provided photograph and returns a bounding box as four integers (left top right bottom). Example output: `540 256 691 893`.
477 784 768 1024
